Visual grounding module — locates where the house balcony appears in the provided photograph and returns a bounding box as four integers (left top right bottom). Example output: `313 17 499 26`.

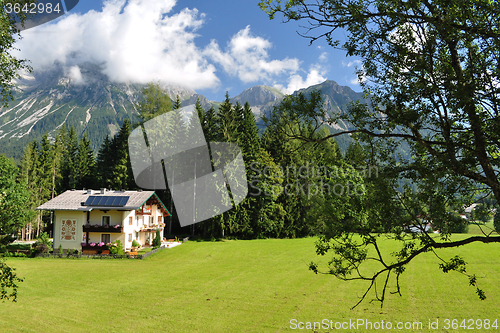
138 224 165 232
83 224 123 233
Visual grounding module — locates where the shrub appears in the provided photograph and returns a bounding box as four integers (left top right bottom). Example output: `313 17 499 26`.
494 214 500 234
107 240 124 255
34 232 52 254
132 239 140 248
152 229 161 249
448 212 469 234
2 251 27 258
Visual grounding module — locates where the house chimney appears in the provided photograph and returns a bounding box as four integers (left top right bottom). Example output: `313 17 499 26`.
87 189 94 195
100 188 106 194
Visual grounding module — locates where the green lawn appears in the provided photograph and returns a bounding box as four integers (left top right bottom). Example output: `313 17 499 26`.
2 237 500 332
468 221 498 235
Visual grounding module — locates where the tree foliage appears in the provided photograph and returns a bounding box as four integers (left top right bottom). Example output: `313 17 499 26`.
135 82 173 123
0 0 35 107
0 155 33 244
0 155 31 302
260 0 500 306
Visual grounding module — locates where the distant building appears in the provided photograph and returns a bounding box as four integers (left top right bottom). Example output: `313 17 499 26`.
464 203 478 214
37 189 170 254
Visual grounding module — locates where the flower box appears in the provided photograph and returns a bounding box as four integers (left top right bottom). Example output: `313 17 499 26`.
83 224 123 233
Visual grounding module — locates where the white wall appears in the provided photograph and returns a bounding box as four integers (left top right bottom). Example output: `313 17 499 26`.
53 210 87 251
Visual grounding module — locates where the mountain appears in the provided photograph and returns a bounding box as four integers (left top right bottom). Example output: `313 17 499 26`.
231 85 284 116
0 63 365 160
0 63 195 159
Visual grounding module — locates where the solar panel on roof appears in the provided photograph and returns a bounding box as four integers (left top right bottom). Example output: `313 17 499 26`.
84 196 129 207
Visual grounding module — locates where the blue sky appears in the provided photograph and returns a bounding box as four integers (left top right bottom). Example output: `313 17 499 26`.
15 0 362 101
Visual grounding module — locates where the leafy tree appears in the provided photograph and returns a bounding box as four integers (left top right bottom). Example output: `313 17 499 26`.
473 203 492 223
135 82 173 123
494 213 500 234
0 155 33 245
0 260 23 302
0 155 32 301
0 0 39 302
260 0 500 306
18 141 39 240
448 212 469 234
262 91 349 237
0 0 34 107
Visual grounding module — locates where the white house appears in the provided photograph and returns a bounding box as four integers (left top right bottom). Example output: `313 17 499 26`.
37 189 170 254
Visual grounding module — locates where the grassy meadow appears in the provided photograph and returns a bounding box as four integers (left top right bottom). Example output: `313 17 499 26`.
2 233 500 332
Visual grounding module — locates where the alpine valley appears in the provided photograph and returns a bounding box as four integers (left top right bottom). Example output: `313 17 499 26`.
0 62 364 161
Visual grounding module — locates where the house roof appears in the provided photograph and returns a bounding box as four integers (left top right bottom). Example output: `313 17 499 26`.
36 189 170 215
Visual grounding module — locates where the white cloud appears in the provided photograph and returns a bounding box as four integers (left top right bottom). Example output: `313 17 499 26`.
15 0 219 90
343 60 362 68
67 65 84 85
341 59 367 85
274 65 327 94
204 25 299 83
14 1 326 93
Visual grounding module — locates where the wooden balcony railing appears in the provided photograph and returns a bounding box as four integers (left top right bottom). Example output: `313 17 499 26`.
82 224 123 233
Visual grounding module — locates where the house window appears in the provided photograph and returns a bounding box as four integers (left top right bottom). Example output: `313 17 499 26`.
149 216 154 227
101 234 110 244
128 234 132 242
129 216 133 225
136 216 142 226
158 216 162 224
135 232 139 240
102 216 110 226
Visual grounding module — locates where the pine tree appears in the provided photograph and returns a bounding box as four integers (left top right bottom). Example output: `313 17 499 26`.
65 126 79 189
239 101 260 160
109 119 133 190
173 95 182 110
76 132 95 189
54 126 69 193
204 105 217 143
215 92 238 142
345 141 366 168
95 135 113 189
